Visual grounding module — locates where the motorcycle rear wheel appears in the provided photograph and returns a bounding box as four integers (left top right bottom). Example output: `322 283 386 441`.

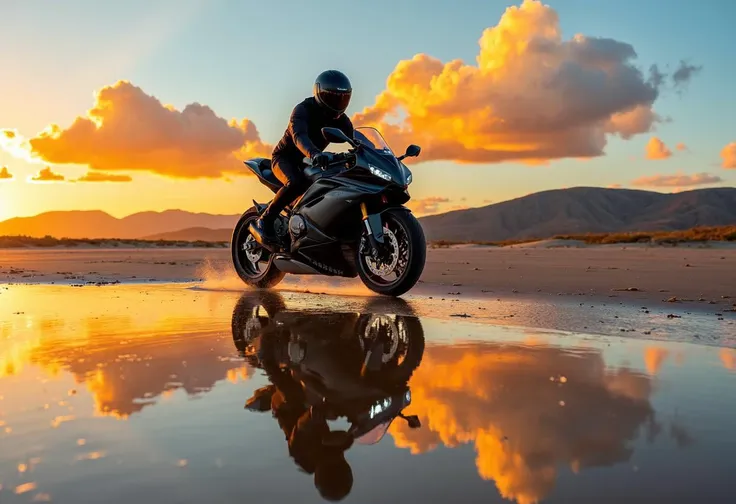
356 208 426 296
231 208 286 289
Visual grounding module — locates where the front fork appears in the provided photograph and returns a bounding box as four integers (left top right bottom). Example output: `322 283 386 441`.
360 203 385 258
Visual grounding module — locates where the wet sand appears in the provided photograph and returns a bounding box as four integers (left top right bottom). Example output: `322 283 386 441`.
1 286 735 503
1 246 734 310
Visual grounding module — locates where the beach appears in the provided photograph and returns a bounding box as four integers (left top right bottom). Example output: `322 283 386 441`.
2 245 734 308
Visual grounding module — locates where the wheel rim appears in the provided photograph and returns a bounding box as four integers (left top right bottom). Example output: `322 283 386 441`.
359 215 411 287
234 216 270 279
359 314 409 366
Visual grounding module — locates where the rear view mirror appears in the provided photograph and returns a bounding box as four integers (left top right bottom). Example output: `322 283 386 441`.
398 144 421 161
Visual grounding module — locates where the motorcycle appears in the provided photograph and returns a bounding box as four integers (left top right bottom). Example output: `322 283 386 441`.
231 291 423 462
231 126 426 296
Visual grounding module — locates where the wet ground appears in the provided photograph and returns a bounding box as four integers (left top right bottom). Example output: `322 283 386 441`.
1 284 736 503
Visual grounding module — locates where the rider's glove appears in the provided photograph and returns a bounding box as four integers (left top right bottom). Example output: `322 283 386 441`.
311 152 334 168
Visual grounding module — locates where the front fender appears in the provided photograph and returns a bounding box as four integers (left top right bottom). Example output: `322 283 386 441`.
364 205 412 244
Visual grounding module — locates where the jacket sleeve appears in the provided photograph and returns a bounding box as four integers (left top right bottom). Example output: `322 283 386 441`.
289 103 320 159
340 114 355 140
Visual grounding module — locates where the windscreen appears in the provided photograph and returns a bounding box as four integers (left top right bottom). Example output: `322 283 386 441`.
355 127 393 155
354 420 393 445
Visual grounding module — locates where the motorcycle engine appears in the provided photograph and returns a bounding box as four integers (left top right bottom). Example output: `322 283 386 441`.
288 215 306 239
274 216 289 238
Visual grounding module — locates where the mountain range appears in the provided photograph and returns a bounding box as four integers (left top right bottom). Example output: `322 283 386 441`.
1 187 735 242
419 186 736 242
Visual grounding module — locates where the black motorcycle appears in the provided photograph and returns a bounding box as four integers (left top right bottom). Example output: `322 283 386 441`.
231 292 423 463
231 126 426 296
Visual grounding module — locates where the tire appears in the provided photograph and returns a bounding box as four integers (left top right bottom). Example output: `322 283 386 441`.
357 315 425 387
231 291 286 355
356 208 426 297
231 208 286 289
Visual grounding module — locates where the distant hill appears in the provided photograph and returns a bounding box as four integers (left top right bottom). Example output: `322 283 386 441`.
142 227 233 241
418 187 736 242
2 187 735 243
0 209 240 239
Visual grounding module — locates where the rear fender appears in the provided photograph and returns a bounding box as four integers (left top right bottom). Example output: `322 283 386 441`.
252 199 267 214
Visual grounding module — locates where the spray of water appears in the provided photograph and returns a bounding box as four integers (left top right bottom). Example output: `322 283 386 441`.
192 256 374 297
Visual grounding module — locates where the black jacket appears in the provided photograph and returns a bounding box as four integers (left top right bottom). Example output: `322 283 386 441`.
272 97 354 163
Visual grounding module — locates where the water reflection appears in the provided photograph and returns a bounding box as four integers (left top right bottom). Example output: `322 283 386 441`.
0 286 728 503
0 286 245 419
388 340 693 504
232 292 425 501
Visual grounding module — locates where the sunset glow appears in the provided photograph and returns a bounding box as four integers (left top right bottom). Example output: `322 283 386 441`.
0 0 733 222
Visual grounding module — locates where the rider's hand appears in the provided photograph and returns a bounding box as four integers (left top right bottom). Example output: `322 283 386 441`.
311 152 334 168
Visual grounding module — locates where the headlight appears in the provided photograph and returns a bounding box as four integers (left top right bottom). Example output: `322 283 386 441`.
369 396 393 419
368 165 392 182
406 172 412 185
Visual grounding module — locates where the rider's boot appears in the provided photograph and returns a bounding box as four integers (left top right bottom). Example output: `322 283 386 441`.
249 184 296 252
249 216 279 252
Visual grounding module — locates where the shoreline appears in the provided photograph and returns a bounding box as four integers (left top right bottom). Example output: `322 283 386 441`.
2 281 734 350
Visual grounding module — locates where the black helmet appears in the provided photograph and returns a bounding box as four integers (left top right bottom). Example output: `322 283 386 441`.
313 70 352 116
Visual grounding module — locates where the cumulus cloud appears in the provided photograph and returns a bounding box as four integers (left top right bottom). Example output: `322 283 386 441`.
671 60 702 88
0 167 12 180
676 142 687 151
721 142 736 169
645 137 672 160
353 0 698 165
31 167 65 182
74 171 133 182
407 196 450 215
4 81 272 179
631 171 723 188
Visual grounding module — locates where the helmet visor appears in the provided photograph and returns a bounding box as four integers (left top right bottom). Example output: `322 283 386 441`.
319 89 351 113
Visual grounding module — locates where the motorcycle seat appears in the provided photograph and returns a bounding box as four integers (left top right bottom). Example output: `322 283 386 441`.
257 159 280 185
244 158 283 192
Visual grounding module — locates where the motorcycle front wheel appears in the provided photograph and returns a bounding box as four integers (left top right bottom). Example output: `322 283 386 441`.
356 208 426 297
231 208 285 289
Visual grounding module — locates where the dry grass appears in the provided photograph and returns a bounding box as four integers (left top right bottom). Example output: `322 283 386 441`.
429 225 736 248
553 226 736 245
0 235 228 248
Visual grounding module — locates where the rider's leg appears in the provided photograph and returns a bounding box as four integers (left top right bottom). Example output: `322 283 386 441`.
250 156 308 248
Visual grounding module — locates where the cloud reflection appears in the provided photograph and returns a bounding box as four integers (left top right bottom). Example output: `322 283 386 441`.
388 342 682 504
0 286 247 419
25 317 250 418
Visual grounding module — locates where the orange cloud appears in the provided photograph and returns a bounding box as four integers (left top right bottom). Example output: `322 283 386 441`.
607 183 622 188
721 142 736 169
631 171 722 188
74 171 132 183
407 196 450 215
389 342 670 504
676 142 687 151
9 81 271 179
645 137 672 160
30 167 65 182
0 166 12 180
353 0 696 165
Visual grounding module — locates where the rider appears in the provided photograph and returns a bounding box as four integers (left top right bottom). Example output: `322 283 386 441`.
249 70 355 251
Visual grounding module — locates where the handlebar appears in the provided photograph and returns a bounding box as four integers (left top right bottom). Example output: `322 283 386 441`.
303 151 356 169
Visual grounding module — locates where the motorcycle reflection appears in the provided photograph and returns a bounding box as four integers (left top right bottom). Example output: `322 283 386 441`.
231 292 424 501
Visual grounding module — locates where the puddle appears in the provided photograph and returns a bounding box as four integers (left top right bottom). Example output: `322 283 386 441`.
1 286 735 503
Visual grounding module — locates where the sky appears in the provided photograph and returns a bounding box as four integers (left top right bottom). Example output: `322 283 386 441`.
1 0 735 221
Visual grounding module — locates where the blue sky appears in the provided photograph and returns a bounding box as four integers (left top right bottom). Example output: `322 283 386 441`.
0 0 734 219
